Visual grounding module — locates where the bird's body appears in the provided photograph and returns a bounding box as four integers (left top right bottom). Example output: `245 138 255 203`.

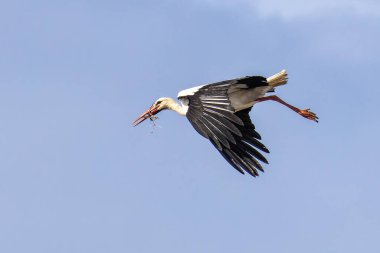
133 70 318 177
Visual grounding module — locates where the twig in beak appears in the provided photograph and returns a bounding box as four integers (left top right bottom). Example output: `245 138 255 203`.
132 104 160 127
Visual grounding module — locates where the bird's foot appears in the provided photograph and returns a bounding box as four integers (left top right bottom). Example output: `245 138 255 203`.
298 108 319 122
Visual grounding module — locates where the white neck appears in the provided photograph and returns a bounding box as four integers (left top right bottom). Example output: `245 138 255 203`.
165 98 187 116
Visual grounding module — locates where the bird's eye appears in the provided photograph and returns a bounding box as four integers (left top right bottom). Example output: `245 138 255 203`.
156 101 162 105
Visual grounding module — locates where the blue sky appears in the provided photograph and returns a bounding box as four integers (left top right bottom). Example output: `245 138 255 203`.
0 1 379 252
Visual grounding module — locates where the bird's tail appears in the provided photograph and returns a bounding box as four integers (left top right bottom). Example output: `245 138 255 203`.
267 70 288 87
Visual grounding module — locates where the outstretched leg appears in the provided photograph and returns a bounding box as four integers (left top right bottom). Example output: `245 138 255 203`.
255 95 318 122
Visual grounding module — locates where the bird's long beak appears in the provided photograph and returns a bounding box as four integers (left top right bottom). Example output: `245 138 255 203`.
132 104 160 127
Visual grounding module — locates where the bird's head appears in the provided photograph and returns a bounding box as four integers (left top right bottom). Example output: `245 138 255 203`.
132 97 173 126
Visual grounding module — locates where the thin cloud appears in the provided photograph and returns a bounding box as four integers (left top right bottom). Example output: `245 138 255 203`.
195 0 380 19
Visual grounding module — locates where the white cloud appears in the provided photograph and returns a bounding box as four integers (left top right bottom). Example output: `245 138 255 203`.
196 0 380 19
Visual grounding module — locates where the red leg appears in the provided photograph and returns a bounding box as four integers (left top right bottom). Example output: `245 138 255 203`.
255 95 318 122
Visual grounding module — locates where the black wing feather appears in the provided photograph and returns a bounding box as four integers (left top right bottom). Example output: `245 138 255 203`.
184 77 270 177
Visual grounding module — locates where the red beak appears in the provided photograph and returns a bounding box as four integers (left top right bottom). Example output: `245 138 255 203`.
132 104 160 126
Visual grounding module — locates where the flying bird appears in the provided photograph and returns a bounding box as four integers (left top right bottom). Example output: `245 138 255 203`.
133 70 318 177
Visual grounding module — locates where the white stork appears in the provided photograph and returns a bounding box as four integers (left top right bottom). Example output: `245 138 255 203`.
133 70 318 177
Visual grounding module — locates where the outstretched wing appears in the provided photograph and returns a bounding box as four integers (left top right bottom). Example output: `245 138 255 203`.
182 76 270 177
